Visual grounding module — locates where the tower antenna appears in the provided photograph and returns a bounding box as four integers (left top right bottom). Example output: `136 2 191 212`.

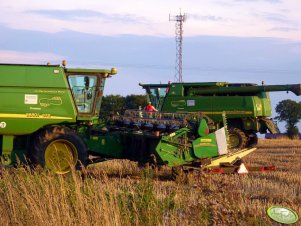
169 10 186 83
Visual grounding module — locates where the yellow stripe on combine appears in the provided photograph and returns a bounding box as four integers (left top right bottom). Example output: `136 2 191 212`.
0 113 73 120
202 111 253 115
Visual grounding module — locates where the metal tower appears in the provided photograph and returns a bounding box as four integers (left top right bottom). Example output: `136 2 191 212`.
169 11 186 83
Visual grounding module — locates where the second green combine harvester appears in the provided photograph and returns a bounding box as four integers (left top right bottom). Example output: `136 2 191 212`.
0 63 258 175
140 82 301 149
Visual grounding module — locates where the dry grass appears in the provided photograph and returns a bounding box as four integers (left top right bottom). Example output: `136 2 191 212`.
0 139 301 226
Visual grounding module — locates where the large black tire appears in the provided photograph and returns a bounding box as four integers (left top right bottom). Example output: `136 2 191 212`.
246 131 258 148
28 126 87 174
228 128 248 149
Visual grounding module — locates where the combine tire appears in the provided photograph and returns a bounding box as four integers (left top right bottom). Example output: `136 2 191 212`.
246 131 258 147
28 126 87 174
228 128 247 149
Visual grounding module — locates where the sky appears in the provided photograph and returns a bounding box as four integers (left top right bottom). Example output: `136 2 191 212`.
0 0 301 39
0 0 301 131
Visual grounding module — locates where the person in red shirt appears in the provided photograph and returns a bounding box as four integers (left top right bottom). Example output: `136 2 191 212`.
144 102 158 112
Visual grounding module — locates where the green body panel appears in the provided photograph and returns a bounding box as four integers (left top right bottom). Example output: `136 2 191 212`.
65 68 117 75
0 64 77 135
85 134 124 158
1 135 14 164
198 118 209 137
192 133 218 158
187 83 301 96
155 126 221 167
155 128 196 166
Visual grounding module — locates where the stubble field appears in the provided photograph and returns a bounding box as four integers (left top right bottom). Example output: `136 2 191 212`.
0 139 300 226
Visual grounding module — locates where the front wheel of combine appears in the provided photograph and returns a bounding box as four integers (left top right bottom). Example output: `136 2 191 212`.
228 128 248 149
29 127 87 174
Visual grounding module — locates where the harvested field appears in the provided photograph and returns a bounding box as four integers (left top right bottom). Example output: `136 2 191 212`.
0 139 300 225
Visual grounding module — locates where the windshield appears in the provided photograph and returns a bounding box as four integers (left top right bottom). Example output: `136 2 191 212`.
147 87 167 109
68 75 97 113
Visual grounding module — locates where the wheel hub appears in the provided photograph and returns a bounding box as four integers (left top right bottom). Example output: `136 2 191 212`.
45 139 78 174
229 134 240 148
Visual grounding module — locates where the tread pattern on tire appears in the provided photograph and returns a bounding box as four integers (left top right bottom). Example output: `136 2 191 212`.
246 131 258 147
229 128 248 149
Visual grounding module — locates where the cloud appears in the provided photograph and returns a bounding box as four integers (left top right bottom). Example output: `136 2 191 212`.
264 0 282 2
0 50 64 64
263 13 292 24
189 14 226 22
270 27 299 32
252 12 296 27
0 1 300 40
26 9 149 24
27 9 105 20
234 0 281 3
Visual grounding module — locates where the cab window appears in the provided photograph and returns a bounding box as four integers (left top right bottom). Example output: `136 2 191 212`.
147 87 167 109
68 75 97 113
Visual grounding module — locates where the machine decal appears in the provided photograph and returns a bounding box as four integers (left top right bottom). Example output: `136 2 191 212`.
0 121 7 128
26 113 51 118
171 100 185 107
39 96 63 107
187 100 195 106
25 94 38 105
34 89 66 94
194 143 216 148
30 107 42 110
0 113 72 120
200 138 212 143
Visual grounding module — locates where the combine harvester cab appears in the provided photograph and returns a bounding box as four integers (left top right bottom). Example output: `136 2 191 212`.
140 82 301 149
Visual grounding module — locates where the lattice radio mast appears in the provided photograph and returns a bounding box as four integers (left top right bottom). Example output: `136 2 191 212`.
169 10 186 83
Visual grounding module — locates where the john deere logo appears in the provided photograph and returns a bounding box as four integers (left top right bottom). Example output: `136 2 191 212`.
267 206 299 224
0 121 6 128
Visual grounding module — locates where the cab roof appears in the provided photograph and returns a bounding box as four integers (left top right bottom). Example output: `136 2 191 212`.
0 63 113 74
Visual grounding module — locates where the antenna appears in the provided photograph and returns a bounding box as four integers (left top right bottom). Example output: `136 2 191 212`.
169 10 186 83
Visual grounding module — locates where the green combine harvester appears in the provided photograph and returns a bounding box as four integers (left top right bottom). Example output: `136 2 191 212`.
140 82 301 149
0 63 257 175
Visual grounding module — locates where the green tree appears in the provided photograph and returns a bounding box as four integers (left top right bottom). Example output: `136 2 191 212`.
125 94 147 109
101 95 125 114
100 94 148 119
275 99 301 138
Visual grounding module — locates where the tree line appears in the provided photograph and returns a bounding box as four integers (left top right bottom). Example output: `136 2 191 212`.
101 94 147 117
